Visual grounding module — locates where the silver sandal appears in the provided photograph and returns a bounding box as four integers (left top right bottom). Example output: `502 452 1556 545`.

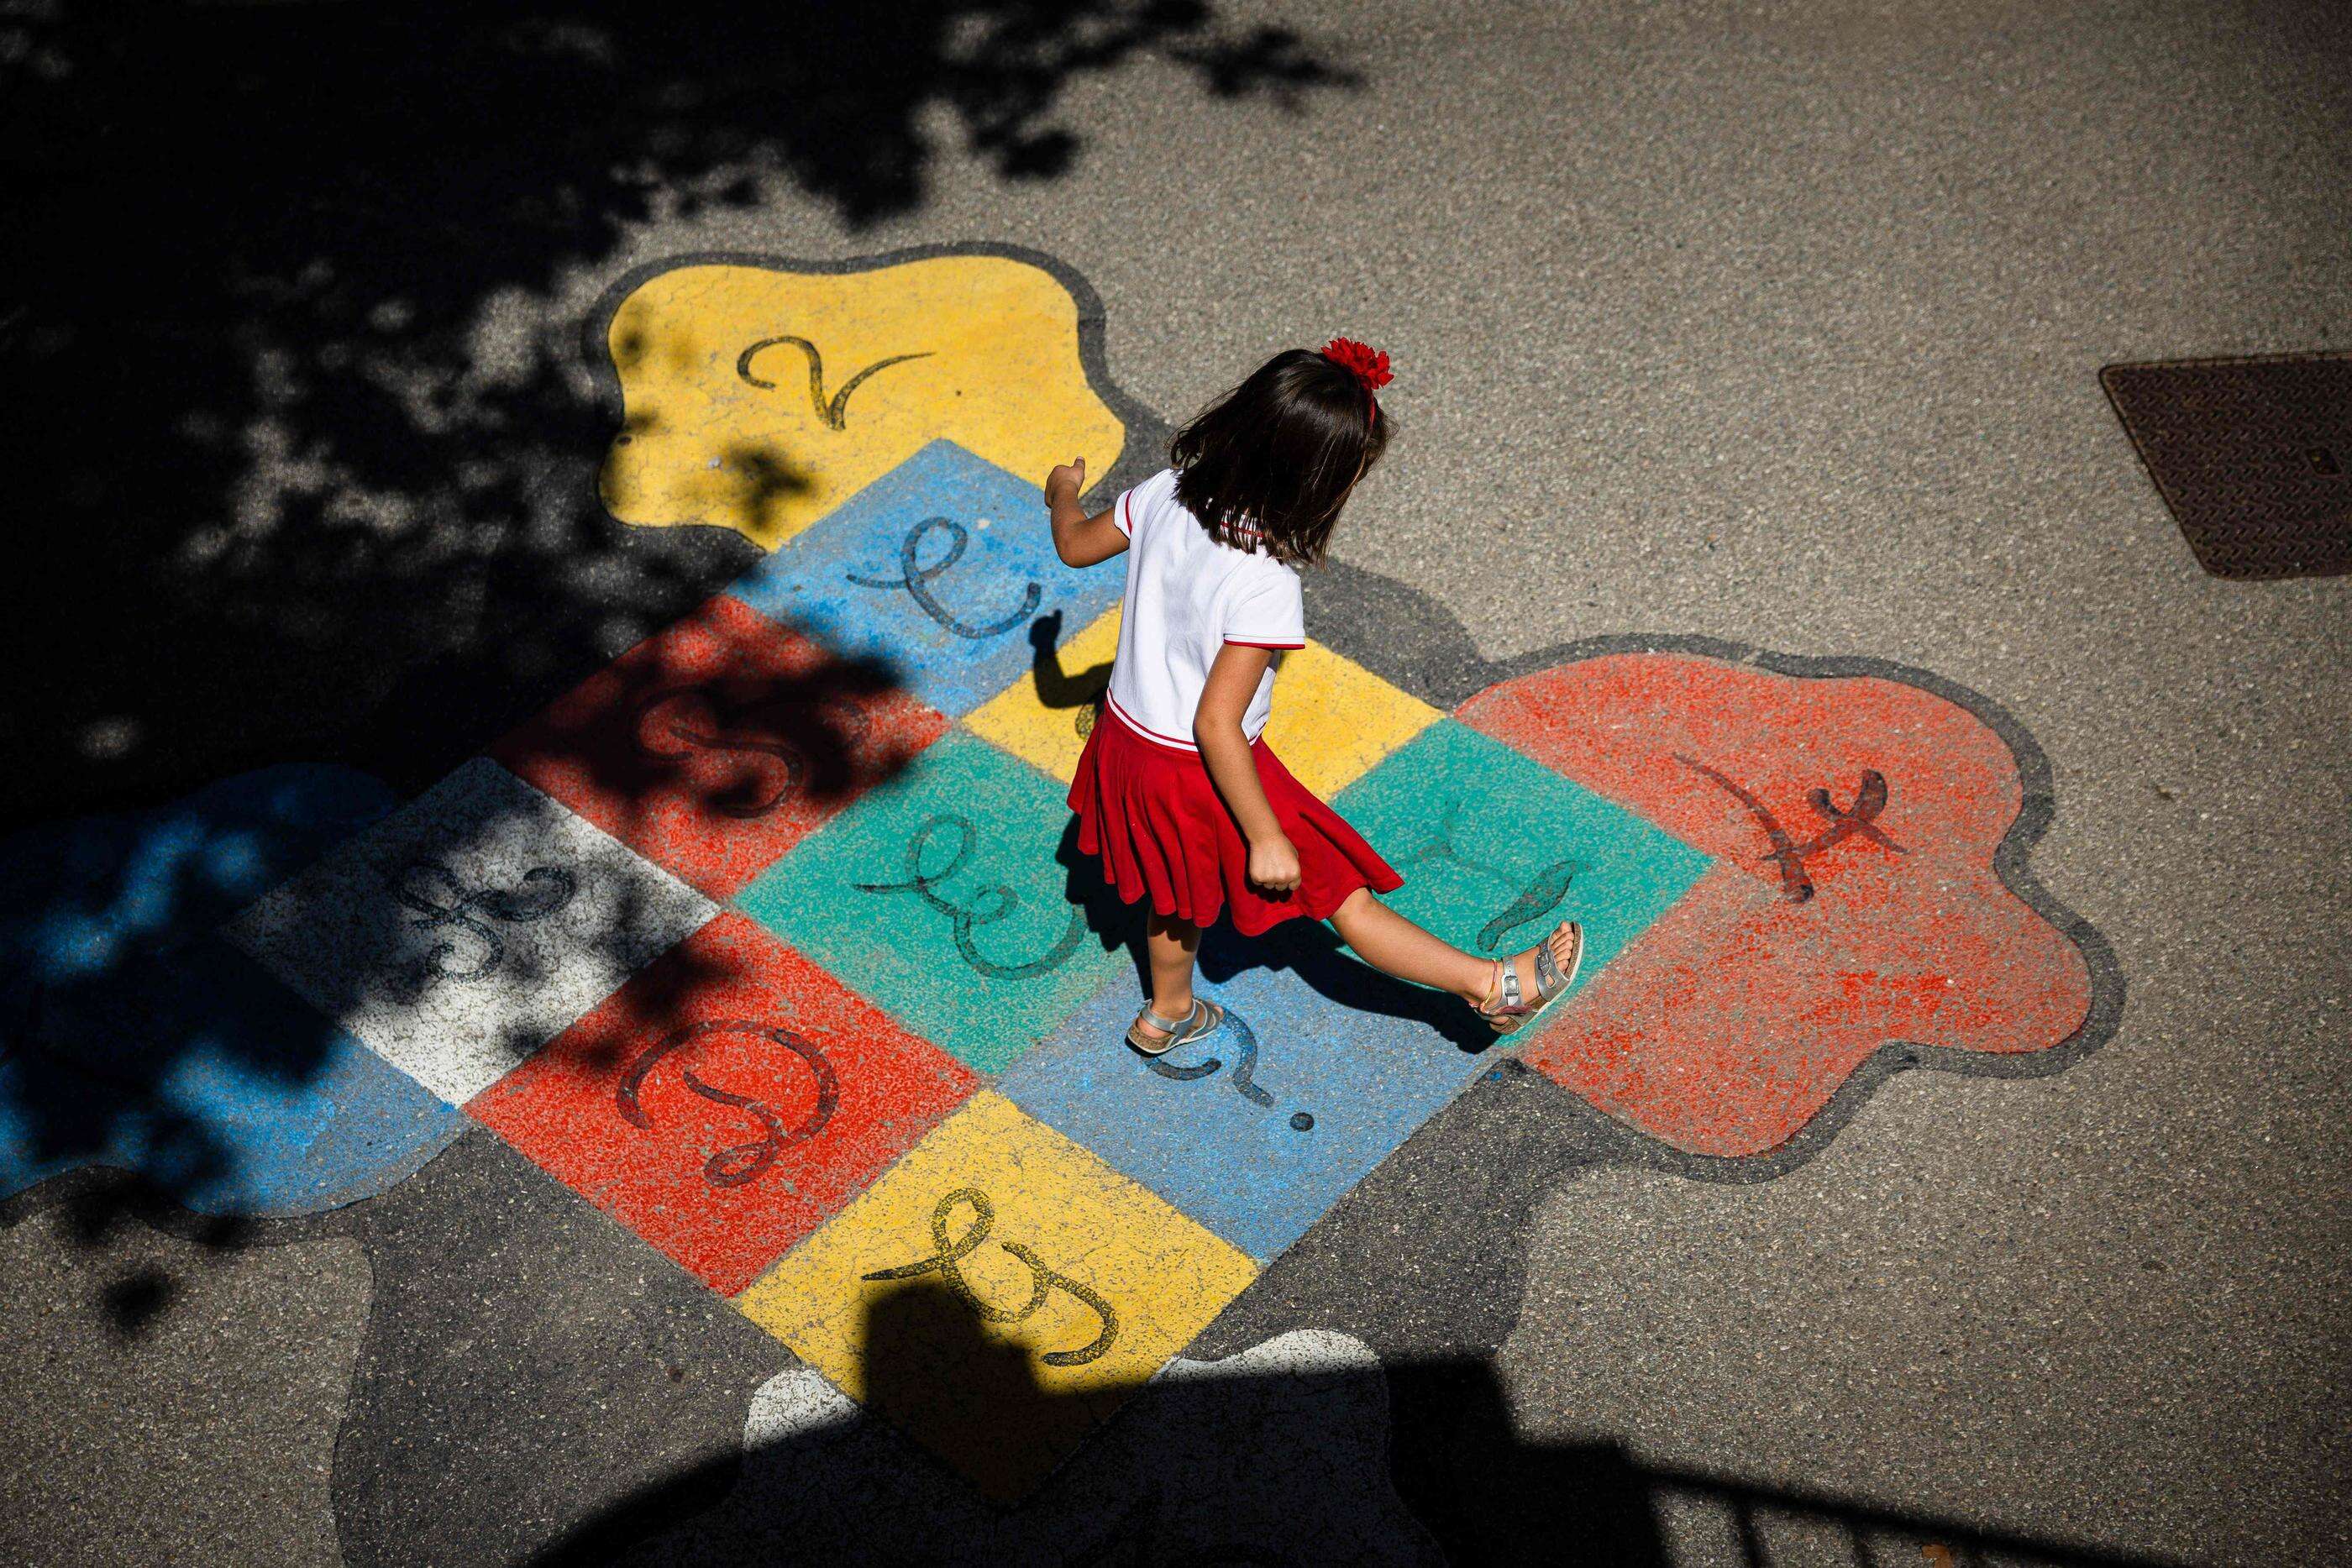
1126 999 1225 1058
1475 921 1584 1036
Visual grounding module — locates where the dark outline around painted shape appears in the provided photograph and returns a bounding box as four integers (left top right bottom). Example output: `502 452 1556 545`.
583 242 2124 1188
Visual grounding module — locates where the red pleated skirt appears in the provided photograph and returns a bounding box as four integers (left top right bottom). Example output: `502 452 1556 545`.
1068 701 1404 936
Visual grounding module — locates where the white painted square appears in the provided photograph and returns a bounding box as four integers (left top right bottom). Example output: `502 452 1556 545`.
227 758 715 1104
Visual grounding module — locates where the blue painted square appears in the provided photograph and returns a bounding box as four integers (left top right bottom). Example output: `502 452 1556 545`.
733 732 1131 1074
0 934 467 1216
0 764 467 1215
727 440 1123 718
1331 720 1713 999
996 921 1499 1262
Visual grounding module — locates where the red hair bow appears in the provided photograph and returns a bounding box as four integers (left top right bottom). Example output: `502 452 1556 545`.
1320 337 1392 420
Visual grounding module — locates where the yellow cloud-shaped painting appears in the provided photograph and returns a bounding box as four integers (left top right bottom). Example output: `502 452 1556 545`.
599 254 1127 548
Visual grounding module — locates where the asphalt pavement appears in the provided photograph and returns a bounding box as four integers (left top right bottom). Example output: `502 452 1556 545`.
2 2 2345 1564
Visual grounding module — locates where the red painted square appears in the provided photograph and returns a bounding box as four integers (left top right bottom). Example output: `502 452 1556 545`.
494 594 948 899
467 912 979 1295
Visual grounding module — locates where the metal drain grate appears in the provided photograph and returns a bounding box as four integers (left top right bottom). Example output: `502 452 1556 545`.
2100 350 2352 579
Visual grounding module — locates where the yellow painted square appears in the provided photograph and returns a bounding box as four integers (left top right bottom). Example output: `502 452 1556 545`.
963 621 1440 800
1261 642 1445 798
962 606 1121 784
735 1089 1257 1501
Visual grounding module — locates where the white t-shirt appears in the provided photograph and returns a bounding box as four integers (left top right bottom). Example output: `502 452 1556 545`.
1103 468 1305 749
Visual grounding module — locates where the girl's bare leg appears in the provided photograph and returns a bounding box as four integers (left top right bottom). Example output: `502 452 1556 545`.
1138 910 1202 1035
1327 887 1577 1009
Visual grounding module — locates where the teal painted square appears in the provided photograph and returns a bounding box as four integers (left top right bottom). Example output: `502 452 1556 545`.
733 733 1127 1073
1332 721 1712 1003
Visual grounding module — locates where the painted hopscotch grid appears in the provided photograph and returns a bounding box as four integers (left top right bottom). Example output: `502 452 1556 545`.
996 921 1496 1264
214 438 1714 1502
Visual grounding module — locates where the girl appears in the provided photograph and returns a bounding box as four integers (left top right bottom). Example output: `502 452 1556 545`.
1043 339 1583 1056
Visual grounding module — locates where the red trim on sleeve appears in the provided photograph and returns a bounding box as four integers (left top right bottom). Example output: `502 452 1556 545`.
1223 638 1305 650
1116 491 1134 537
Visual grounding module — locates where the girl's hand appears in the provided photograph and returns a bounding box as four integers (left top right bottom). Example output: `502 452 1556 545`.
1247 834 1302 894
1045 459 1126 568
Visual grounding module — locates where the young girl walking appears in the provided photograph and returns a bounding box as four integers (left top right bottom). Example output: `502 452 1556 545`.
1043 339 1583 1055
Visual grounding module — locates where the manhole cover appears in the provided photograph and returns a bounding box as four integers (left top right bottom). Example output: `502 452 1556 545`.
2100 350 2352 579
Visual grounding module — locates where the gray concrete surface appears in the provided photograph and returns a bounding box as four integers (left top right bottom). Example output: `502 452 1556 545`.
0 1203 365 1566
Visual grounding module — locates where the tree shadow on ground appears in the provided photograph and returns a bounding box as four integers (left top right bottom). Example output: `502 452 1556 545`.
0 1 1357 835
533 1274 2192 1568
0 611 920 1295
0 1 1356 1275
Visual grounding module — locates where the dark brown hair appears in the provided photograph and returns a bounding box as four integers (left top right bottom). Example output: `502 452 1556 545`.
1169 347 1390 565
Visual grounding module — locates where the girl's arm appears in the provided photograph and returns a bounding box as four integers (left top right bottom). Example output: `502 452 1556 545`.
1194 643 1302 893
1045 458 1128 567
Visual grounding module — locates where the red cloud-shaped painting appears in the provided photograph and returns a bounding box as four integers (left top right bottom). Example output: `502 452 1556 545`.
1461 653 2095 1158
